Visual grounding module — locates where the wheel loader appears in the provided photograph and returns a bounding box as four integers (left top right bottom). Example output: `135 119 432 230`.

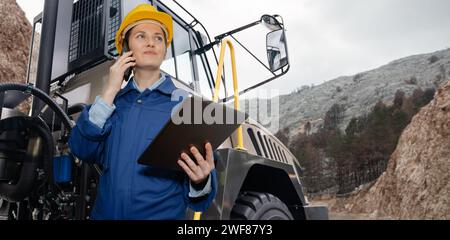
0 0 327 220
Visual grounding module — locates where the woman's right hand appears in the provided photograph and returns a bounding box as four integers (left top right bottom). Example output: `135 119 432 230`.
101 51 136 106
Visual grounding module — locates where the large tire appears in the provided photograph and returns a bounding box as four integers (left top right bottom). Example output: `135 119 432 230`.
230 191 293 220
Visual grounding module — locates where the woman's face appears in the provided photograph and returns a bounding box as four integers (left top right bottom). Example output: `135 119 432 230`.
127 23 167 71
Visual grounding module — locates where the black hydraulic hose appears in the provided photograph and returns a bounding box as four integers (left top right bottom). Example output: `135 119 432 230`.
0 116 54 202
68 103 87 116
0 83 73 130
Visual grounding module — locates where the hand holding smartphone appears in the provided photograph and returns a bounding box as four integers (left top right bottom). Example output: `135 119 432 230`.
122 44 133 82
102 44 135 106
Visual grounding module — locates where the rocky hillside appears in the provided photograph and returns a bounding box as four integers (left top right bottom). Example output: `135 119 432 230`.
318 80 450 219
0 0 31 85
245 48 450 140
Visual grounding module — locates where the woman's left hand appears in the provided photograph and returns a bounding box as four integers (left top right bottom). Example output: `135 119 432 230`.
177 142 215 184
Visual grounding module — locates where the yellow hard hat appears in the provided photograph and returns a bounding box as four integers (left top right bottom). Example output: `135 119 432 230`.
115 4 173 54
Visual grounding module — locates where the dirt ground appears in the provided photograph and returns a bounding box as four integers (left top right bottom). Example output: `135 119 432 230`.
311 198 394 220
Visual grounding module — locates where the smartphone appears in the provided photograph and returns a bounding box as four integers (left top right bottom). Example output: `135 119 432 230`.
122 44 133 82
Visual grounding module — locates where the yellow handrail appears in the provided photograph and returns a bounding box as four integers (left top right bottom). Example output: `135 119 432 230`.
193 211 202 220
212 39 245 150
193 39 246 221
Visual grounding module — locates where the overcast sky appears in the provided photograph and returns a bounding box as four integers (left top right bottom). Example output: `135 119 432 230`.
17 0 450 96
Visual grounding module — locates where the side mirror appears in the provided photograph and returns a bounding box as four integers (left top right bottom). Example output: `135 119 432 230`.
267 29 288 72
202 14 291 102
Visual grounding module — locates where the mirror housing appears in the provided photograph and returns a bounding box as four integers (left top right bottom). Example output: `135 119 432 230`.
261 14 282 31
267 29 288 72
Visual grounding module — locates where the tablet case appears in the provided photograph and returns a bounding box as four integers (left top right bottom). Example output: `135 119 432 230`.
137 95 248 172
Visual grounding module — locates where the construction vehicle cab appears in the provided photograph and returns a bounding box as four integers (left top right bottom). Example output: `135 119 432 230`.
0 0 327 220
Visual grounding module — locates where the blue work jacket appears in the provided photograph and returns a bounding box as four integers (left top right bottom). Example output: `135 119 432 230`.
68 76 217 219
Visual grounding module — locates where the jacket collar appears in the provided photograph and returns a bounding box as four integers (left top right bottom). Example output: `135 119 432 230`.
153 74 177 95
116 74 177 98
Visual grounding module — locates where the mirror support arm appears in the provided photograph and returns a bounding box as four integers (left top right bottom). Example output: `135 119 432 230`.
220 63 290 103
230 35 275 75
194 20 260 55
214 20 261 42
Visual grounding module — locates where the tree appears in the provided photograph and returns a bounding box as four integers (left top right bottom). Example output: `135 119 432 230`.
393 90 405 109
422 88 435 104
305 121 311 136
286 87 436 195
275 127 290 146
412 88 435 109
323 104 345 131
291 134 323 193
345 117 365 138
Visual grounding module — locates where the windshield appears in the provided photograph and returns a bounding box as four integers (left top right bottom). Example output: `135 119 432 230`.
156 1 216 98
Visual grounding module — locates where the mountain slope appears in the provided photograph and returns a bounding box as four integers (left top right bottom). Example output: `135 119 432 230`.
245 48 450 139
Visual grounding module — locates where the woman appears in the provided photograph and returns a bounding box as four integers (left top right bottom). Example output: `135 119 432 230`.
69 4 217 220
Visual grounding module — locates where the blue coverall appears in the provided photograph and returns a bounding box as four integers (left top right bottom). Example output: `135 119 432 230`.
69 75 217 219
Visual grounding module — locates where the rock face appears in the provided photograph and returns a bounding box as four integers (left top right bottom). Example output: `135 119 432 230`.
0 0 31 85
327 81 450 219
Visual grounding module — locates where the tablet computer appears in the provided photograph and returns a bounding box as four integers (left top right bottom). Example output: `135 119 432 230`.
137 95 248 172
